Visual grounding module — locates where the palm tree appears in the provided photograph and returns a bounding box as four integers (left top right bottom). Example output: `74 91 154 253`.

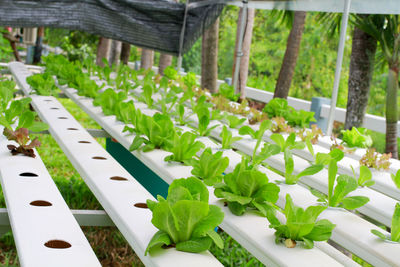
96 37 110 67
159 54 173 76
354 15 400 158
201 18 219 93
120 42 131 65
274 11 307 99
140 49 154 70
232 8 255 99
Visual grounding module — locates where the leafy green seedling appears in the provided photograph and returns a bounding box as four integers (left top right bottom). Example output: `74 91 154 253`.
142 83 154 108
371 203 400 243
219 83 239 102
286 109 316 128
196 107 218 137
239 120 272 161
311 149 370 210
191 148 229 186
26 73 59 96
214 157 280 216
220 126 242 150
175 104 189 126
225 114 246 129
115 100 135 125
391 170 400 189
350 165 375 187
267 194 335 249
270 133 323 185
263 98 293 119
341 127 373 148
93 88 127 116
164 132 205 164
129 113 175 152
146 177 224 254
211 109 224 121
252 142 281 168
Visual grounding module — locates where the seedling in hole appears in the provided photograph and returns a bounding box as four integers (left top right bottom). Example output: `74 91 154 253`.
214 157 280 216
391 170 400 189
341 127 373 148
164 131 204 164
224 114 246 129
270 133 323 185
359 148 391 171
371 203 400 243
196 107 218 137
146 177 224 254
220 125 242 150
311 149 370 210
190 147 229 186
267 194 335 249
239 120 272 161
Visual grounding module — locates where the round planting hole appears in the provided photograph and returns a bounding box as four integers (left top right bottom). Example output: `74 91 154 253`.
44 99 52 102
110 176 128 181
30 200 52 207
44 240 71 249
19 172 38 177
67 128 78 131
134 203 148 209
50 107 59 110
78 141 91 144
92 156 107 160
58 117 68 120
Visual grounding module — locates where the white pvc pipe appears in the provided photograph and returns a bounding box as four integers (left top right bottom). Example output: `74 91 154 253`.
326 0 351 136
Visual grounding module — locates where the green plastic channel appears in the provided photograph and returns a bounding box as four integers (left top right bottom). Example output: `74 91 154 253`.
106 138 168 198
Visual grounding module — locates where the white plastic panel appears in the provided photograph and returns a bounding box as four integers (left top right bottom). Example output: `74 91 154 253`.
0 128 100 267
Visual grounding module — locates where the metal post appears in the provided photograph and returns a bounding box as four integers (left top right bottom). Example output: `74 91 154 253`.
177 0 190 73
232 0 248 93
326 0 352 136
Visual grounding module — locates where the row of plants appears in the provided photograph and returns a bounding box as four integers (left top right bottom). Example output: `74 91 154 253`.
0 79 48 158
42 55 400 252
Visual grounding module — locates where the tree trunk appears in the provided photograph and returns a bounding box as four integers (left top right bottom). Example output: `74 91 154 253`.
109 40 121 66
2 29 21 62
33 27 44 64
232 8 255 99
274 11 307 99
140 49 154 70
96 37 110 67
120 42 131 65
385 67 398 159
201 18 219 93
344 25 378 129
159 54 173 76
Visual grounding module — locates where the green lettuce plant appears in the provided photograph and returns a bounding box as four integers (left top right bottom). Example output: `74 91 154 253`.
164 132 205 164
263 98 293 119
270 133 323 185
341 127 373 148
371 203 400 243
214 157 280 216
267 194 335 249
311 149 370 210
350 165 375 187
26 73 58 96
93 88 127 116
146 177 224 254
190 148 229 186
129 113 175 152
218 83 239 102
220 125 242 150
286 109 316 128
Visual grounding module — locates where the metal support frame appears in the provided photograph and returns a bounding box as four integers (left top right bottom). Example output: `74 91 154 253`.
232 0 248 94
177 0 190 73
326 0 351 136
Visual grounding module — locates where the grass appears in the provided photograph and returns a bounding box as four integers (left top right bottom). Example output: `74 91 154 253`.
0 98 265 266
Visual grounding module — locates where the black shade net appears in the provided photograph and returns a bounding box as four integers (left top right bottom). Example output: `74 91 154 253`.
0 0 225 56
